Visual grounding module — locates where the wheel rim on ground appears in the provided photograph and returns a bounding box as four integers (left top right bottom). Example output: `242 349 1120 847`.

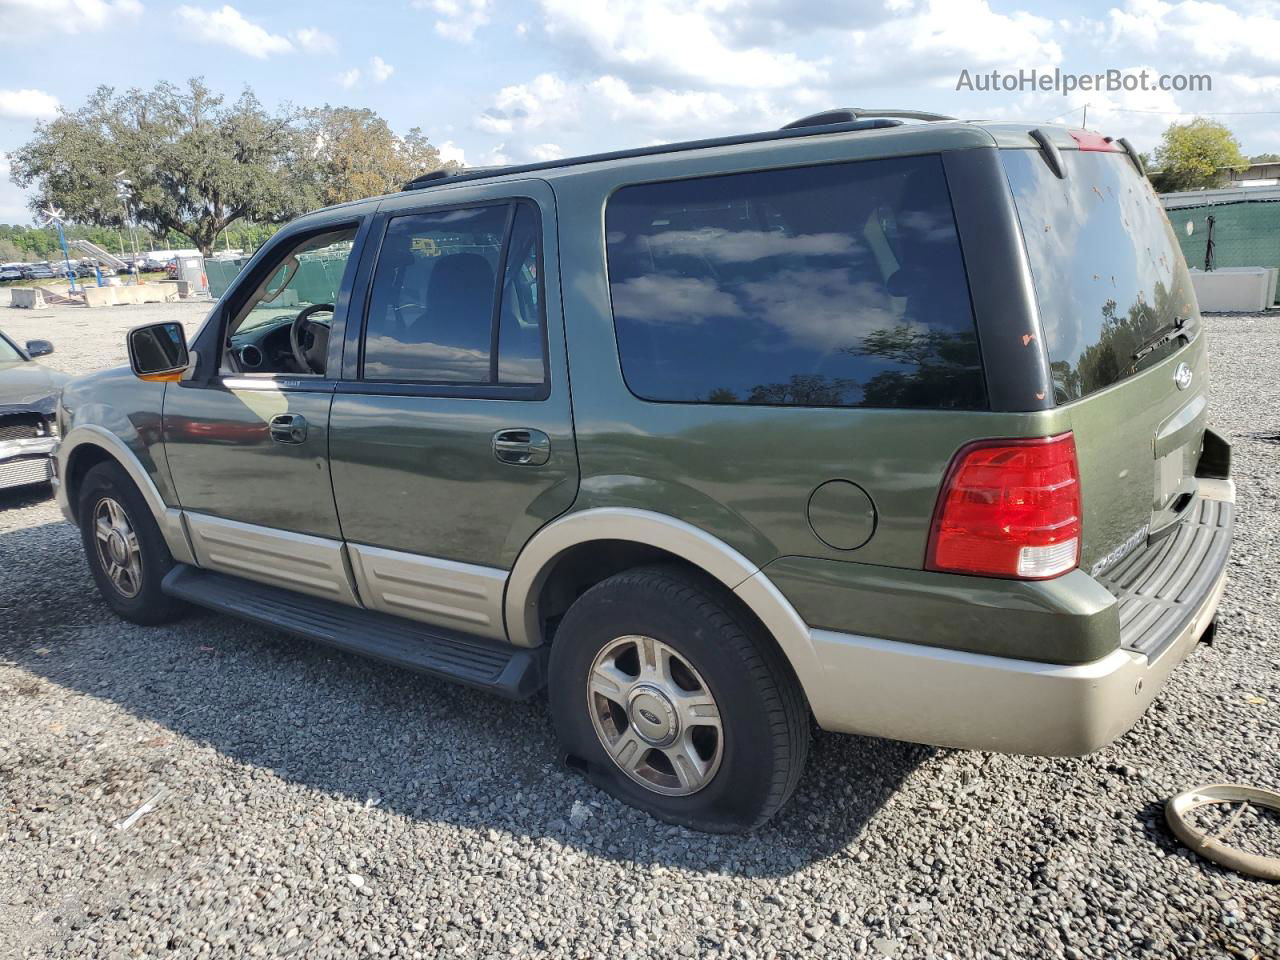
587 634 724 796
92 496 143 598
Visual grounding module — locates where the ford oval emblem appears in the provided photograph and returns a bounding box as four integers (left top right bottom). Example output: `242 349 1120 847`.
1174 362 1193 391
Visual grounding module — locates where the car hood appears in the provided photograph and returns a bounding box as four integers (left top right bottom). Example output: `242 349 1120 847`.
0 359 69 417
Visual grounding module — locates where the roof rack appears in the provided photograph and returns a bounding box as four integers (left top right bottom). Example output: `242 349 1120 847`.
401 114 917 192
782 107 956 129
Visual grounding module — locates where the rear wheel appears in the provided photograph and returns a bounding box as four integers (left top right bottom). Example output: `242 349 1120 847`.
548 565 809 833
78 461 186 625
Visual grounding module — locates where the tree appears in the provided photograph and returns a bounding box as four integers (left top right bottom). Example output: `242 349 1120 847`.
1151 118 1247 192
9 79 312 255
1250 152 1280 163
303 106 459 207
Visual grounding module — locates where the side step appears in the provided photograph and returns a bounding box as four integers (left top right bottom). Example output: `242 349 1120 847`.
161 564 545 699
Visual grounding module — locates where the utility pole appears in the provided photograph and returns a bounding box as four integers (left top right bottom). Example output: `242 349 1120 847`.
40 205 76 293
114 171 143 284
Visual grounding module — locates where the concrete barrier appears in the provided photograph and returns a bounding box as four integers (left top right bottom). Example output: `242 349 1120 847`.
159 279 192 298
1190 268 1275 312
82 286 110 308
8 287 48 309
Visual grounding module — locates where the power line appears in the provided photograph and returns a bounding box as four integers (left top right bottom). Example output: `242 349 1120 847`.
1101 106 1280 116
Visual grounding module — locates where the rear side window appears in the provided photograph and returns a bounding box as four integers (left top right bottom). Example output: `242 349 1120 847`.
361 202 547 386
604 156 983 408
1001 148 1197 402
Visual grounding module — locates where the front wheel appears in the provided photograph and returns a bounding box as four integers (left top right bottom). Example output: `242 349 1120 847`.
548 565 809 833
78 461 186 625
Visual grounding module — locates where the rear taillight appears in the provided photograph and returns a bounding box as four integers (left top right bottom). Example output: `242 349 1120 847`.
926 433 1081 580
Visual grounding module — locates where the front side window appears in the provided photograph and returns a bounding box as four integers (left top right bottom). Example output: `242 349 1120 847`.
224 226 358 377
361 201 548 386
605 155 983 409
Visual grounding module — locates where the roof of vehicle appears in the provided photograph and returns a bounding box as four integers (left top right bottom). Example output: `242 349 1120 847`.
291 111 1128 226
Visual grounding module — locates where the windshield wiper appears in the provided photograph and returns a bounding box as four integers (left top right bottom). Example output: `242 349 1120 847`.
1132 316 1194 362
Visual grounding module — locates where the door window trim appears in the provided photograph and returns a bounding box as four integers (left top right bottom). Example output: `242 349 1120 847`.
347 195 551 401
185 216 370 390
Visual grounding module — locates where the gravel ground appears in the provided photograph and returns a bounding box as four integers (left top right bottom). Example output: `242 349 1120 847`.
1 302 1278 960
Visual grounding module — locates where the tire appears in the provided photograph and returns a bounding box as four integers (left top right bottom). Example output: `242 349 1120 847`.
548 564 809 833
77 460 186 625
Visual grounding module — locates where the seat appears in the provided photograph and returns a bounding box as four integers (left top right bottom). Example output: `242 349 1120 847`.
416 253 495 354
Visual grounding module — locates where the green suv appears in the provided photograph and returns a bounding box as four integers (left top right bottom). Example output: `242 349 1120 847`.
54 109 1233 832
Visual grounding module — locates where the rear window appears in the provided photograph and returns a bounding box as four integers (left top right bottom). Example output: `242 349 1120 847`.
604 156 984 409
1001 148 1197 403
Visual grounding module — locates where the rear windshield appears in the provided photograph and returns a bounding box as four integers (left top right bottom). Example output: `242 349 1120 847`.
1001 148 1196 403
605 155 984 409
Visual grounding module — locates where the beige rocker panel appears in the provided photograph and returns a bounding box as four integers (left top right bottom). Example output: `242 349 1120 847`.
184 512 359 605
347 543 508 640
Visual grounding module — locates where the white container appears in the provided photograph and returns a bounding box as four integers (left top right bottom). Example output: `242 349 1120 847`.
1188 267 1273 312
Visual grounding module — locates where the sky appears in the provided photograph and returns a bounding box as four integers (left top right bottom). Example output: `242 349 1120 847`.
2 0 1279 225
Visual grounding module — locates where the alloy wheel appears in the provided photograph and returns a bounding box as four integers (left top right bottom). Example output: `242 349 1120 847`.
587 634 724 796
92 496 143 598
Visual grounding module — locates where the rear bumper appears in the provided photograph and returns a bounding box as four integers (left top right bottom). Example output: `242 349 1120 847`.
801 478 1233 755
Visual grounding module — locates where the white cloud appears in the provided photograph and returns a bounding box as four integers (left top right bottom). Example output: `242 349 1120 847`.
337 68 361 89
0 88 60 120
438 140 467 166
293 27 336 53
1105 0 1280 74
528 143 564 161
536 0 828 89
370 56 395 83
473 72 794 160
175 5 293 59
0 0 141 33
480 144 512 166
840 0 1062 85
417 0 490 42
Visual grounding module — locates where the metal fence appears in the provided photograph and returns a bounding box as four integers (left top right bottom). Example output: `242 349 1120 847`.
203 253 349 302
1163 192 1280 304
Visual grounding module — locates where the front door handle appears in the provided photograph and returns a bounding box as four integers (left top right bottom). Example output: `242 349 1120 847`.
269 413 308 444
493 428 550 466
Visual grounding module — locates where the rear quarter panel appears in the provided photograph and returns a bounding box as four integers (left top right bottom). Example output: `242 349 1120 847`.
549 131 1073 569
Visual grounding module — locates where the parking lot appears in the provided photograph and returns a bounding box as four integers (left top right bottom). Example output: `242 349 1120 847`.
1 298 1277 959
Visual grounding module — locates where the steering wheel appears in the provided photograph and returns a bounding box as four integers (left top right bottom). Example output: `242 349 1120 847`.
288 303 334 374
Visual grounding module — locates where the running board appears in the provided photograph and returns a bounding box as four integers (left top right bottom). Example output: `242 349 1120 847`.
161 564 545 699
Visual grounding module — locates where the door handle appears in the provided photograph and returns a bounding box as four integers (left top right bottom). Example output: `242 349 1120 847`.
492 428 551 466
269 413 308 444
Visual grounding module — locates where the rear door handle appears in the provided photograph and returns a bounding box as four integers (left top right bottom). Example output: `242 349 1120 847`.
269 413 308 444
492 428 550 466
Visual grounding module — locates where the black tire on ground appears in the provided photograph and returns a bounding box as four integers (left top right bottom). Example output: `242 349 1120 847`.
548 564 809 833
77 460 187 626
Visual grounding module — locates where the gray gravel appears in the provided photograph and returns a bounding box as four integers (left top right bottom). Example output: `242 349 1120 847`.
2 302 1278 959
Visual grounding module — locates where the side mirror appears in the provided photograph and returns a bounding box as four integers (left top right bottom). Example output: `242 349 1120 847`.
25 339 54 358
127 322 190 382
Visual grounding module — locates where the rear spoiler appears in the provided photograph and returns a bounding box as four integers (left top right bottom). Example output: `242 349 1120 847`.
1027 128 1146 179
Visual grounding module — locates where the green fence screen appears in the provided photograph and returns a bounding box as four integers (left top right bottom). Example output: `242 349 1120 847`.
1164 200 1280 304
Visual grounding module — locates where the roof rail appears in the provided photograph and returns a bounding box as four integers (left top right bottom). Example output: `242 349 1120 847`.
782 107 956 129
400 116 911 192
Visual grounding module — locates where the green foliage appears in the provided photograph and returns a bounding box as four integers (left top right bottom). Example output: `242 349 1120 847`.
1151 119 1247 192
303 106 459 206
9 79 315 255
8 78 459 256
0 220 281 263
1250 153 1280 164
